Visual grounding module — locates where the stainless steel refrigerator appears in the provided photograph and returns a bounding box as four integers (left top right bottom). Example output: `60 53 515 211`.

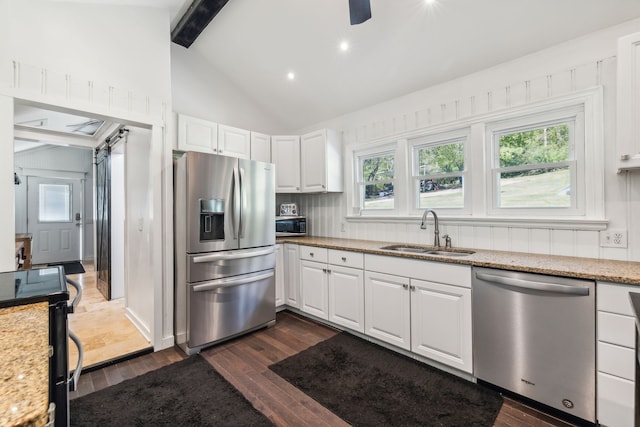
174 151 276 355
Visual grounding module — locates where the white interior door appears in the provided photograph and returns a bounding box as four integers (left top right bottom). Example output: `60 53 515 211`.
27 176 82 264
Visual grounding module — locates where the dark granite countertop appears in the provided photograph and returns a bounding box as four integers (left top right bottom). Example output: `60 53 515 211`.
277 236 640 285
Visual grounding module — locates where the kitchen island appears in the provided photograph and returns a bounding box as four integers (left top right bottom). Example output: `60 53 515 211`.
0 267 72 427
0 302 50 427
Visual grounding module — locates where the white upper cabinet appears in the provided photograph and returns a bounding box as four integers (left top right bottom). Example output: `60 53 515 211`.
300 129 343 193
217 124 251 159
177 114 251 159
271 135 301 193
617 32 640 172
250 131 271 163
177 114 218 154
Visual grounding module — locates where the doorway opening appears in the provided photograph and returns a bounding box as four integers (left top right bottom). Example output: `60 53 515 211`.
13 101 152 370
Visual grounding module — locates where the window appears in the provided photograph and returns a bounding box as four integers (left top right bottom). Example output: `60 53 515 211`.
346 88 602 224
411 132 467 210
488 107 583 215
357 148 395 211
39 183 72 222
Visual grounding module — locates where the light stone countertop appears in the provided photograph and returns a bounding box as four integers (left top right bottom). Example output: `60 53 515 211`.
277 236 640 285
0 302 50 427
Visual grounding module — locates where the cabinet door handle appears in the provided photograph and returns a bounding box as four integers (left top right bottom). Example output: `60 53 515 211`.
327 269 331 274
410 285 416 291
402 284 408 290
310 252 314 257
322 268 326 273
341 257 347 262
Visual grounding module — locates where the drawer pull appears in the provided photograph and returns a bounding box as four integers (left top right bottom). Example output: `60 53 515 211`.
341 257 347 262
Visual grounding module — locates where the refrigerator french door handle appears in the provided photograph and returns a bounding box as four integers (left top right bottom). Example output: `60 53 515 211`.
232 167 240 239
475 272 590 296
193 271 275 292
68 330 83 391
192 246 276 263
239 167 246 238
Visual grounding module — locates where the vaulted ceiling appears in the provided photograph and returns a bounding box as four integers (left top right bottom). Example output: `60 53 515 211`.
182 0 640 131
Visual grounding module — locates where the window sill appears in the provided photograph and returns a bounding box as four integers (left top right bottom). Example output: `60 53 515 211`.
345 215 608 231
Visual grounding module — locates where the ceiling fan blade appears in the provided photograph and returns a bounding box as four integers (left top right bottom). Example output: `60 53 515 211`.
349 0 371 25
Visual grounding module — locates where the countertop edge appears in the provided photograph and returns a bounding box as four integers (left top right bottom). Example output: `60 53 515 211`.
276 236 640 286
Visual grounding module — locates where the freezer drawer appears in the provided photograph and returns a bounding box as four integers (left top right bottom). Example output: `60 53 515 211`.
187 269 275 349
187 246 275 283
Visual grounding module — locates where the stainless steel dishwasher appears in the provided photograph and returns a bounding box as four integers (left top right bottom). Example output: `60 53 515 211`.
472 267 595 423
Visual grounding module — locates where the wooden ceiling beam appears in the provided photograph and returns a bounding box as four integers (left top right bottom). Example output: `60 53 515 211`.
171 0 230 48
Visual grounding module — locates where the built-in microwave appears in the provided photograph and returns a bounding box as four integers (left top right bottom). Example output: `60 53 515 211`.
276 216 307 236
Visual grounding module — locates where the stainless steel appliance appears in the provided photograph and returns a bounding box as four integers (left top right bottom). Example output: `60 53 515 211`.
0 266 83 426
279 202 298 216
473 267 595 423
275 216 307 236
174 151 276 355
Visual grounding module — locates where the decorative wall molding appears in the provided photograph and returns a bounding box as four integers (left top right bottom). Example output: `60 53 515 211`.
3 60 166 125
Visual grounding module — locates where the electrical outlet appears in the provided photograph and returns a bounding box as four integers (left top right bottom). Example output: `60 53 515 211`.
340 222 346 233
600 229 628 248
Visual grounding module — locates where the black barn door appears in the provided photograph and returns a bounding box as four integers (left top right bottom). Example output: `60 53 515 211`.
95 145 111 300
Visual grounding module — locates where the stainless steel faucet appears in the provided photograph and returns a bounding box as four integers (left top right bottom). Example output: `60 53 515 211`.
420 209 440 247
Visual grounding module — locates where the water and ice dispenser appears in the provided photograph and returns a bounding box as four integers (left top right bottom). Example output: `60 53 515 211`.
199 199 225 241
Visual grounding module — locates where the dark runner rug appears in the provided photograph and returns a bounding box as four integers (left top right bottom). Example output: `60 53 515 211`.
269 332 503 426
48 261 85 275
70 354 273 427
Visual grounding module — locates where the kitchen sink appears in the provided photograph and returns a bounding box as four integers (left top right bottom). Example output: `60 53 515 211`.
380 245 474 257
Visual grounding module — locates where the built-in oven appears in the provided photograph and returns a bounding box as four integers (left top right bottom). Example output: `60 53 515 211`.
276 216 307 236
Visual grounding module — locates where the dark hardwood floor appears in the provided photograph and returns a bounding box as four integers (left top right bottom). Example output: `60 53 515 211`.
70 311 576 426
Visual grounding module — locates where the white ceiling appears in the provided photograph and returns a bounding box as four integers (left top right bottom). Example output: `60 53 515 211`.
189 0 640 131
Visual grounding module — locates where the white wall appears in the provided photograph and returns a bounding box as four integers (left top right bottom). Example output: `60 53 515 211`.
124 127 153 339
3 0 171 101
0 0 173 349
0 96 14 272
171 44 287 136
294 18 640 262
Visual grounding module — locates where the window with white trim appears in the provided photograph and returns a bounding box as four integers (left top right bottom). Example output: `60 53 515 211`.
346 88 602 224
487 106 584 216
410 130 468 211
356 147 395 211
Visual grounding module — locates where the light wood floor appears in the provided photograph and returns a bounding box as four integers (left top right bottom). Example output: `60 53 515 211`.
66 263 151 370
71 311 576 427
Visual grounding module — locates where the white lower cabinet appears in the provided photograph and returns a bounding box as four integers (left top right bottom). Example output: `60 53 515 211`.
364 271 411 350
298 246 365 329
364 254 472 372
328 265 364 333
596 281 637 427
283 244 300 308
275 244 284 307
597 372 635 427
410 279 472 373
300 259 329 319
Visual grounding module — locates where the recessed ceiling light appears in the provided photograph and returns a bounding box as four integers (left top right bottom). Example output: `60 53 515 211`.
340 41 349 52
287 72 295 80
425 0 436 4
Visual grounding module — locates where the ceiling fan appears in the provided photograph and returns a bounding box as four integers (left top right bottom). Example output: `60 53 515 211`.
349 0 372 25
